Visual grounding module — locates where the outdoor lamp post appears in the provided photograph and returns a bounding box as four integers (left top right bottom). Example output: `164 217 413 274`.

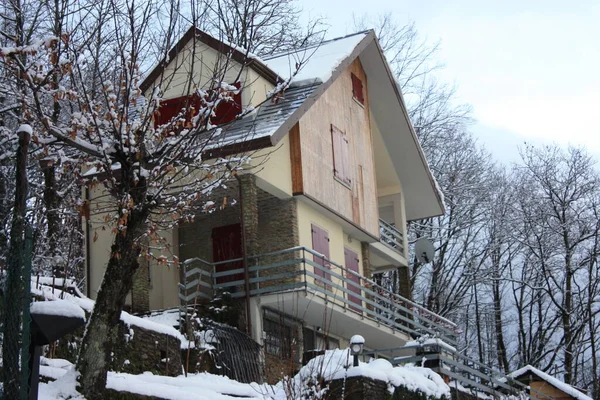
350 334 365 367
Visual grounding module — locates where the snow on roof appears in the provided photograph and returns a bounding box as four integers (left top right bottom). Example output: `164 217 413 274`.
30 299 86 320
263 31 369 85
508 365 592 400
32 278 192 349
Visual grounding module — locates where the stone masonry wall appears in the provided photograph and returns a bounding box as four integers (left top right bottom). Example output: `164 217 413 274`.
112 323 183 377
51 311 182 377
329 376 389 400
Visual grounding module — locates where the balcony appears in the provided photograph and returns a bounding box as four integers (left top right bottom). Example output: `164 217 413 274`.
379 219 404 254
368 219 407 272
180 246 458 349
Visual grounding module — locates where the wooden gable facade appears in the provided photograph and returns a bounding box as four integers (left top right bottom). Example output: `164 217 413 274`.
290 57 379 238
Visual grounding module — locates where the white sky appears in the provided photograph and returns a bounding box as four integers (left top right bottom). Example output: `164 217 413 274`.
301 0 600 163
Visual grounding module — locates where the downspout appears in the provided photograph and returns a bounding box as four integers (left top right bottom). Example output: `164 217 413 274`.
235 174 252 336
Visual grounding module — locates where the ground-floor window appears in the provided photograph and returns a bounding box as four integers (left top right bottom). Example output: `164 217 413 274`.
263 316 292 359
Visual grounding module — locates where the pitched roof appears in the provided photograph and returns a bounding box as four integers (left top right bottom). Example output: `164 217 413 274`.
202 83 319 158
140 27 445 219
508 365 592 400
139 26 279 94
263 31 370 86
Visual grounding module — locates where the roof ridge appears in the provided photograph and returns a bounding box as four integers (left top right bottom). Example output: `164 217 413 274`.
263 30 371 60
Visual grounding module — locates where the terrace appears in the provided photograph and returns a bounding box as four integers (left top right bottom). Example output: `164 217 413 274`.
180 246 457 355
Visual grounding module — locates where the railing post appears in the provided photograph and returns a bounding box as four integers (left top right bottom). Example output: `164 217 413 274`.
212 263 216 298
302 248 307 289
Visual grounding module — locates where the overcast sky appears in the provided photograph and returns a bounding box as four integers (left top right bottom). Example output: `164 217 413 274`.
301 0 600 163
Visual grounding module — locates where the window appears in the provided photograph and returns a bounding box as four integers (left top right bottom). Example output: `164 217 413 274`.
263 317 292 359
331 124 351 187
351 73 364 105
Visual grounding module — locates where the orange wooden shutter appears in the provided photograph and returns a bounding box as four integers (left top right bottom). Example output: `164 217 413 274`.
351 73 364 104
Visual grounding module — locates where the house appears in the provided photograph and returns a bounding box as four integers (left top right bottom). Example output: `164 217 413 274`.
508 365 592 400
84 27 453 381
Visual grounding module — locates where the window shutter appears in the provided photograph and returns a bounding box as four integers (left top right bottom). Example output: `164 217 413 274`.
212 82 242 125
311 224 331 284
331 124 351 186
155 95 191 127
155 83 242 128
344 247 361 311
351 73 364 104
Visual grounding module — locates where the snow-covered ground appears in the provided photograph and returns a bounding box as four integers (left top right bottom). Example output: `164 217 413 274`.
38 350 452 400
31 280 452 399
274 348 450 399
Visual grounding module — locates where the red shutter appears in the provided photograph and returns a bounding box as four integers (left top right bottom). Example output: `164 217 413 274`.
311 224 331 285
154 82 242 128
344 248 361 312
155 95 199 127
331 125 351 186
212 82 242 125
351 73 364 104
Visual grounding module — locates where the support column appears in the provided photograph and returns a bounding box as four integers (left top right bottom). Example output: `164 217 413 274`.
397 266 412 301
238 174 259 334
361 242 375 312
239 174 259 257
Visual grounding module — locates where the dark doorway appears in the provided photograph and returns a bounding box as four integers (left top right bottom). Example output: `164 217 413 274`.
212 223 244 286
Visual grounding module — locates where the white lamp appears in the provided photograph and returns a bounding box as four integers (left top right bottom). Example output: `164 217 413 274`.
350 334 365 367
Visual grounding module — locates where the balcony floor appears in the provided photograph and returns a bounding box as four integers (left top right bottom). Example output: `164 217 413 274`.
255 288 415 358
369 241 408 271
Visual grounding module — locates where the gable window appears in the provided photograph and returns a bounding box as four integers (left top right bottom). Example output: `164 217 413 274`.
351 73 364 105
331 124 351 187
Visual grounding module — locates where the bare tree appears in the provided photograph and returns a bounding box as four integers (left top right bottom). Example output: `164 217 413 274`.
0 0 309 396
513 145 600 384
204 0 325 56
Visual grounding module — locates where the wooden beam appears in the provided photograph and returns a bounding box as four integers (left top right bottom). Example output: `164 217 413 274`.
289 123 304 195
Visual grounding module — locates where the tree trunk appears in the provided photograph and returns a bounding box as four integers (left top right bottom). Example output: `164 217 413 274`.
1 129 30 398
492 248 509 372
75 203 148 399
43 164 61 275
473 284 485 364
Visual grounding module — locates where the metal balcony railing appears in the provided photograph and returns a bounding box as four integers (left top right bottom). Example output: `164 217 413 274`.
179 246 458 345
379 219 405 255
384 344 556 400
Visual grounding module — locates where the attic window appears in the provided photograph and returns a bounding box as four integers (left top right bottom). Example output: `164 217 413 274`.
351 73 364 105
331 124 351 187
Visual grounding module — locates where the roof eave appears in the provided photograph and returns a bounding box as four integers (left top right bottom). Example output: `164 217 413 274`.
363 37 446 220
